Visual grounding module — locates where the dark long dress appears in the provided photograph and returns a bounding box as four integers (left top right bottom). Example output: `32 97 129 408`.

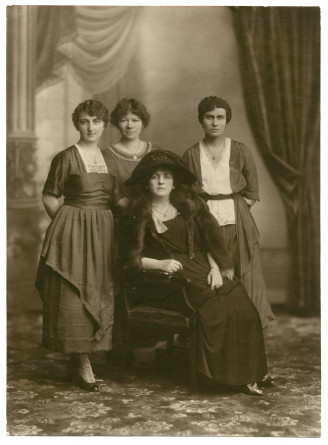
36 146 117 353
145 214 268 386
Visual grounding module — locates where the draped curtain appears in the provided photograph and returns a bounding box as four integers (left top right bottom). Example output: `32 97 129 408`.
36 6 77 91
231 7 320 315
36 6 140 94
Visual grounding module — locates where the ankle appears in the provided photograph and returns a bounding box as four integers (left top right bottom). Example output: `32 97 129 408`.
78 353 96 383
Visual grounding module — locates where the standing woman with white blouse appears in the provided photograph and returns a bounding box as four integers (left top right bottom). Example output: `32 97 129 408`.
183 96 275 329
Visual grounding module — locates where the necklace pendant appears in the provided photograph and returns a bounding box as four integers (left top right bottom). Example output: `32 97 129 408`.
133 155 137 160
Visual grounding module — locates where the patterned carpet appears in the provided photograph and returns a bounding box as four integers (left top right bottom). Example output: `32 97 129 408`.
7 311 321 437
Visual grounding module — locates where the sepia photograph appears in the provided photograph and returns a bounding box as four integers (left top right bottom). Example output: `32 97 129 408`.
5 0 322 438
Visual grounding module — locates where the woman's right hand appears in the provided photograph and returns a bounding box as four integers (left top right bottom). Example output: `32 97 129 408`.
221 268 234 281
159 259 183 274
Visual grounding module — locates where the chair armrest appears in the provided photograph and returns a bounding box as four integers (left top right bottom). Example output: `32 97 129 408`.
118 270 194 316
139 270 194 315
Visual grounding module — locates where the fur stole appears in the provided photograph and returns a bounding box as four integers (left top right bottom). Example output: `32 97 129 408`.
118 187 234 273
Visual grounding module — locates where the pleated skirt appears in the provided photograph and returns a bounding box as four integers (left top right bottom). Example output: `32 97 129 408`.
36 204 114 353
221 224 275 329
40 265 113 353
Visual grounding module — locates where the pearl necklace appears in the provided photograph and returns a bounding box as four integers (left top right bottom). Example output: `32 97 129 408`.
152 202 172 219
117 140 145 160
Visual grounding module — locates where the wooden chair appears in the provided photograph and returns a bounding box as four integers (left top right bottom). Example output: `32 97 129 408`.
116 270 198 392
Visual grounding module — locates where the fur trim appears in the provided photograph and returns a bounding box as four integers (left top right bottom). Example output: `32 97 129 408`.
118 193 152 271
119 186 233 272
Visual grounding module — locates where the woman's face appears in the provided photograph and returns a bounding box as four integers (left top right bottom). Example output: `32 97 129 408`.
118 112 143 141
202 107 227 138
77 112 105 144
148 170 174 199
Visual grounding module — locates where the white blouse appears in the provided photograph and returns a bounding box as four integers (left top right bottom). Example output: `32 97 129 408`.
199 139 236 226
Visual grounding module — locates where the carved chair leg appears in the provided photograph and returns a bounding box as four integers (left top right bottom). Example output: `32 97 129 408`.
117 320 130 373
107 322 120 366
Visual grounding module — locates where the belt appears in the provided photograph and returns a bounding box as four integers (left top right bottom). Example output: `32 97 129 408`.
64 201 111 210
200 193 241 201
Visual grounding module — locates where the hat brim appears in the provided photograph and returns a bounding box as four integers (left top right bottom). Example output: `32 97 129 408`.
125 162 196 187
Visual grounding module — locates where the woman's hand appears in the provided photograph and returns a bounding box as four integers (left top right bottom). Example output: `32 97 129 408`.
141 258 182 273
221 268 234 281
159 259 183 274
207 268 223 290
243 197 256 207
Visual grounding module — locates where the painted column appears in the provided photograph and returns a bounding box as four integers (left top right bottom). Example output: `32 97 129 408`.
7 5 39 206
7 6 42 310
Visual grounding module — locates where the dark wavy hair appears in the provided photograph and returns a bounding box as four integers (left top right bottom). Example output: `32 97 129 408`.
120 181 201 274
110 98 150 128
72 99 110 130
197 96 232 124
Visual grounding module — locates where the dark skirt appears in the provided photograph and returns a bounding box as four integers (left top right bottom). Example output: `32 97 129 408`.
36 204 115 354
173 250 268 386
40 265 112 353
195 279 267 385
220 222 275 329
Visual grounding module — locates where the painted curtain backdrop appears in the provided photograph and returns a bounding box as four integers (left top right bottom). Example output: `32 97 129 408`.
231 6 320 315
36 6 140 94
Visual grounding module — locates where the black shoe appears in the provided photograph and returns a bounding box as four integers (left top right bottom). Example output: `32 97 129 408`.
243 383 263 396
72 372 99 392
258 373 275 388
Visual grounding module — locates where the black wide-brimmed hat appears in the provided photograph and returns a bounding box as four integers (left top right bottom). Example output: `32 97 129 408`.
125 150 197 186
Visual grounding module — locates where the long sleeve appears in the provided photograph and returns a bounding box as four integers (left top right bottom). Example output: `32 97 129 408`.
240 144 259 201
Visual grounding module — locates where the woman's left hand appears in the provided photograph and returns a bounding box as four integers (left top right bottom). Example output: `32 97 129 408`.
243 197 256 207
207 268 223 290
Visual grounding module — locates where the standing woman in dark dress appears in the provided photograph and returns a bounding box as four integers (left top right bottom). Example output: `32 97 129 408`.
36 99 117 392
183 97 275 329
122 150 273 396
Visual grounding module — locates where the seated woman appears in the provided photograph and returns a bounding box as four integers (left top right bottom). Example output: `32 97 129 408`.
121 149 273 396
